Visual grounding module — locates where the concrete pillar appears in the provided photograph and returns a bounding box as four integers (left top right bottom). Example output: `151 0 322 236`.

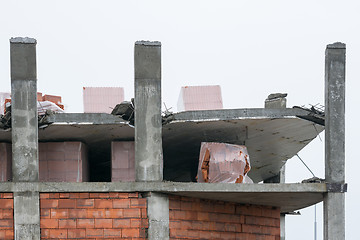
324 42 346 240
134 41 163 182
10 37 40 239
10 37 39 182
147 193 169 240
264 93 286 240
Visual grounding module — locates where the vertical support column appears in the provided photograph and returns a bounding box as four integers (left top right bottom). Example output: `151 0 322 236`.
11 37 39 182
10 37 40 239
147 193 169 240
134 41 163 182
324 42 346 240
264 93 286 240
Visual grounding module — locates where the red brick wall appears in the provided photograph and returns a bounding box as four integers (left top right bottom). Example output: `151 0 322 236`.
169 195 280 240
40 192 148 239
0 193 14 239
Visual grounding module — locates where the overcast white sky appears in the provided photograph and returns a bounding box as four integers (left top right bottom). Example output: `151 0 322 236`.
1 1 359 239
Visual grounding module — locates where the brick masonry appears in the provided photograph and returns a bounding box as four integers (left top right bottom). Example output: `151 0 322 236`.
40 192 148 240
0 193 14 239
169 195 280 240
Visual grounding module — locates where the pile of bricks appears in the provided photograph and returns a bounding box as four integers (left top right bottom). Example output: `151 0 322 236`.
0 193 14 239
169 195 280 240
40 192 148 239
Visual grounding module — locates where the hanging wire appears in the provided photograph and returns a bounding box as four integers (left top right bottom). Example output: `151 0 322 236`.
296 153 317 240
296 154 316 178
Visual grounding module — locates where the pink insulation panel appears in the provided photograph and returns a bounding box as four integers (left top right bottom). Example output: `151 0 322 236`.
0 143 12 181
196 142 252 183
39 142 89 182
177 85 223 112
111 141 135 182
83 87 124 113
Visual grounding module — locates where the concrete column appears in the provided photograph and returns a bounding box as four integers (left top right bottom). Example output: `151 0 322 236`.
134 41 163 182
10 37 39 182
264 93 286 240
324 42 346 240
10 37 40 240
147 193 169 240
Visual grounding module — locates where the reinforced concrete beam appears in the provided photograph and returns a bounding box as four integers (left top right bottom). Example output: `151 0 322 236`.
324 42 346 240
10 37 40 240
134 41 163 182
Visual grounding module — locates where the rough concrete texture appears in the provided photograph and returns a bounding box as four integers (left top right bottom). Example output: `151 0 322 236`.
134 41 163 181
147 193 169 240
11 39 38 182
324 43 346 240
10 40 37 80
324 193 345 239
14 191 40 240
325 43 346 184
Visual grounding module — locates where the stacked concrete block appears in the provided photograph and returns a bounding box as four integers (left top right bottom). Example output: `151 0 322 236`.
39 142 89 182
0 143 12 181
111 141 135 182
83 87 124 113
177 85 223 112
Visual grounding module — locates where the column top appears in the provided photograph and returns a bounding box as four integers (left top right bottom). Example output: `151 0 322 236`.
10 37 37 44
327 42 346 49
135 40 161 46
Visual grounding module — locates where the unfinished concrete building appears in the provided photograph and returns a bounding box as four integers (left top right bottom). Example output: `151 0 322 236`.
0 38 346 240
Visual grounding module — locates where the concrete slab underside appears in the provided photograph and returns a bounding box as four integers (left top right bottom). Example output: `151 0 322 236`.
0 108 323 182
0 182 325 213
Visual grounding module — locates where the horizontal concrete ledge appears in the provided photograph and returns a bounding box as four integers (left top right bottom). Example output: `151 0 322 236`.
44 108 320 125
171 108 316 122
0 182 326 212
10 37 37 44
0 182 328 193
45 113 127 125
135 40 161 46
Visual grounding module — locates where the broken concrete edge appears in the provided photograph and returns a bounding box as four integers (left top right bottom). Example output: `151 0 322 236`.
326 42 346 49
135 40 161 46
10 37 37 44
169 107 325 126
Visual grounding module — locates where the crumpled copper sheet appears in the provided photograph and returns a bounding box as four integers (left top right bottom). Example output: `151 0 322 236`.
196 142 253 183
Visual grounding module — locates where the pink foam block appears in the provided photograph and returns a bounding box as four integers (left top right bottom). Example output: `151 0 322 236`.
0 143 12 181
111 141 135 182
177 85 223 112
83 87 125 113
39 142 89 182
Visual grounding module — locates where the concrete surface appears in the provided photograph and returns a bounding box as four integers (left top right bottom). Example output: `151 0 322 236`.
10 38 41 240
134 41 163 181
0 182 327 213
324 43 346 240
147 192 169 240
14 191 40 240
